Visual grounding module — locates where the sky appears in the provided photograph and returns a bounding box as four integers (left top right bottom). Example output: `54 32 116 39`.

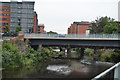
1 0 119 34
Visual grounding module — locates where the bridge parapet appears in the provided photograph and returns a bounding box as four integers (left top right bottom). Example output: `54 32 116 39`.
24 34 119 40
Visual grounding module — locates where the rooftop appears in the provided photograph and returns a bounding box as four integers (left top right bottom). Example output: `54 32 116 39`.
38 24 45 26
0 0 35 2
73 21 91 25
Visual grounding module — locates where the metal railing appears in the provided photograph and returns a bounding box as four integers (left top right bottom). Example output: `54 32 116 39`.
92 62 120 80
24 33 119 39
2 36 14 40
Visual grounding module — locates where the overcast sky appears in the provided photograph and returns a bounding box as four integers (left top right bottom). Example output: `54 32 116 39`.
1 0 119 34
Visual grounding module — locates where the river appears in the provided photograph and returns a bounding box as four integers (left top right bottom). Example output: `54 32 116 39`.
2 58 114 80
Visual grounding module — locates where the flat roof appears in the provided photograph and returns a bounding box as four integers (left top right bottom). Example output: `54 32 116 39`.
0 0 35 3
73 21 91 25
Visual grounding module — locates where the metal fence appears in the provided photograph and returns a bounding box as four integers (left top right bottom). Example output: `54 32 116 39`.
24 34 119 39
2 36 14 40
92 62 120 80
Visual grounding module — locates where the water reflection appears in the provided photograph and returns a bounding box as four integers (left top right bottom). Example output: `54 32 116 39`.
2 59 114 79
47 65 71 75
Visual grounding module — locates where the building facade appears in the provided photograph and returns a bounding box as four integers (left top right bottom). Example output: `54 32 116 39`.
33 11 38 33
0 2 10 33
37 24 45 34
68 21 92 34
0 1 35 33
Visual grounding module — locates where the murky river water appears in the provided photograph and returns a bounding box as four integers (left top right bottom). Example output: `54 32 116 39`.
2 59 114 80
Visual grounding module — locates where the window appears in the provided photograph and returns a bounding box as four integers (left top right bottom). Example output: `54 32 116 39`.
0 13 9 16
0 23 2 26
0 18 8 21
0 9 9 11
0 23 8 26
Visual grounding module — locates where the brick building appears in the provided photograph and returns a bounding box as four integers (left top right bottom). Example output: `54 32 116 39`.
37 24 45 34
68 21 92 34
33 11 38 33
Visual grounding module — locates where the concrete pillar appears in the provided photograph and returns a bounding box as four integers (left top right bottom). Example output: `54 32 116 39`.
114 64 120 80
60 47 63 52
93 48 97 61
67 48 70 54
31 45 42 51
60 47 66 55
67 45 71 54
79 48 85 59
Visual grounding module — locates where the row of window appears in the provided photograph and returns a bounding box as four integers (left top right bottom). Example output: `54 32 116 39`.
0 9 9 11
0 18 9 21
0 23 9 26
0 13 9 16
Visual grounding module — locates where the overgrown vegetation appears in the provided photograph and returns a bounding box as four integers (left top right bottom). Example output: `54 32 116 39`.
2 40 58 69
90 16 120 34
15 27 21 33
83 48 120 63
0 44 2 70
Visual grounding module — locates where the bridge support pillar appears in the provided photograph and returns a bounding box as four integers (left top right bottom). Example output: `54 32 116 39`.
60 47 65 52
66 45 71 54
93 48 97 61
79 48 85 59
31 45 42 51
67 49 70 54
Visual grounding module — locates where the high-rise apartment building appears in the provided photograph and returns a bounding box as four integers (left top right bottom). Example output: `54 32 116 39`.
0 0 36 33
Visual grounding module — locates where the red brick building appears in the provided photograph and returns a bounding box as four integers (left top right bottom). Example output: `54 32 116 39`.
33 12 45 34
33 12 38 33
68 21 92 34
37 24 45 34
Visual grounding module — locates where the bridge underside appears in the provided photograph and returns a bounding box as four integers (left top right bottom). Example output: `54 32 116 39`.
28 39 120 49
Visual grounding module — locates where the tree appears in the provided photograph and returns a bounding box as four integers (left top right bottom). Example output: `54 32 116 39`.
91 16 115 34
15 27 21 33
103 22 118 34
4 25 9 33
47 31 58 34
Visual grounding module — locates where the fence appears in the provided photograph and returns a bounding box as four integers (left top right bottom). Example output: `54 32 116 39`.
92 62 120 80
24 34 119 39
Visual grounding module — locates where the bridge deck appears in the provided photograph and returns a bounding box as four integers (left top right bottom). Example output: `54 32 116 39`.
25 37 119 40
24 34 119 40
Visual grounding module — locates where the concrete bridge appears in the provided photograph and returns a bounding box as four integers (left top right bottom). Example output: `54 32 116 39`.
24 34 120 49
24 33 120 60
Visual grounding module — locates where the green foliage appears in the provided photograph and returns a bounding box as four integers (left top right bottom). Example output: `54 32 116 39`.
2 40 55 69
2 41 24 69
4 25 9 33
0 44 2 69
84 48 94 60
91 16 115 34
103 22 119 34
15 27 21 33
3 41 18 53
99 51 120 63
34 48 53 62
110 52 120 63
47 31 58 34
